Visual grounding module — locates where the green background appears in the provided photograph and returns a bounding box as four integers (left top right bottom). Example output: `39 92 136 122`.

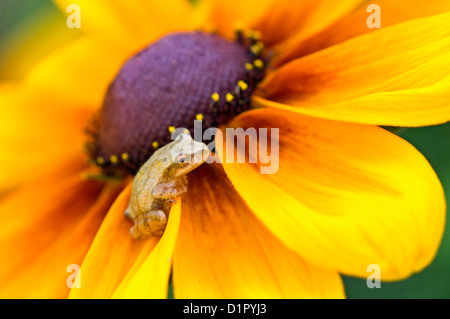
344 124 450 298
1 0 449 299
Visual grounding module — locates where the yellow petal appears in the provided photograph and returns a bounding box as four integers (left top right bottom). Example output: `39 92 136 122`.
257 12 450 126
0 164 117 298
0 83 90 191
112 198 182 299
25 36 124 110
217 108 446 281
173 163 344 298
68 182 161 299
199 0 274 39
203 0 362 46
274 0 450 66
252 0 364 48
54 0 197 53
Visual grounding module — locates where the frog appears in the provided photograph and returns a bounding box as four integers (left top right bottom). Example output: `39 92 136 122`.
125 133 210 239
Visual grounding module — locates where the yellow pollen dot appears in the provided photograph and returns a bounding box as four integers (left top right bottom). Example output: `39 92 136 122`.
195 113 204 121
152 141 159 149
237 80 248 91
245 62 254 71
96 157 105 165
110 155 118 164
253 59 264 69
168 126 176 133
121 153 129 161
250 42 264 55
211 92 220 102
226 93 234 102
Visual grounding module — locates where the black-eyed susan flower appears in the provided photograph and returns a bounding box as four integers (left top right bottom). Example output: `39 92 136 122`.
0 0 449 298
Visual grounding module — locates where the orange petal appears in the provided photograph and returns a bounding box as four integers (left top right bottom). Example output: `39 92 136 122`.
173 163 344 298
274 0 450 66
67 182 161 299
217 108 445 281
257 12 450 126
111 197 182 299
199 0 274 39
204 0 362 46
0 163 120 298
252 0 364 48
0 83 90 191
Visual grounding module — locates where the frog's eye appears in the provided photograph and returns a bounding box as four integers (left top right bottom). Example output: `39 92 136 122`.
174 154 188 166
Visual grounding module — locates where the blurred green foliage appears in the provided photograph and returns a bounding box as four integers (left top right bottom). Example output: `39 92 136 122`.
344 123 450 298
0 0 78 80
0 0 49 40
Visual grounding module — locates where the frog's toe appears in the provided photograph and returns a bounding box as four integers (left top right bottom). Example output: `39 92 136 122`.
124 207 132 220
129 225 143 239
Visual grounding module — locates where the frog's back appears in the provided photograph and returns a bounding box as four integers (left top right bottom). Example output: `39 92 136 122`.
129 147 169 211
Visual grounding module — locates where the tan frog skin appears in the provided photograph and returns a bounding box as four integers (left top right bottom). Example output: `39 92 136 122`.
125 134 209 239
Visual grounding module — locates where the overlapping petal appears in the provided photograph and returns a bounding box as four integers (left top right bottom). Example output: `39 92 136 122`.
53 0 198 53
173 163 344 298
251 0 364 48
112 198 181 299
0 161 120 298
273 0 450 66
67 182 158 298
199 0 274 39
217 108 445 280
203 0 363 45
256 12 450 127
0 84 90 191
25 37 125 110
68 184 181 299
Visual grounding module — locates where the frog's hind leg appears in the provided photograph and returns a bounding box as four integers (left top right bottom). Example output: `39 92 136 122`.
129 210 168 239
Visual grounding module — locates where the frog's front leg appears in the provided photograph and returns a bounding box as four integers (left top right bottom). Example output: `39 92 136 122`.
151 176 188 200
129 178 188 239
129 210 167 239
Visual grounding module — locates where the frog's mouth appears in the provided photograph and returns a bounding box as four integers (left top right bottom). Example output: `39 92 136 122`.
85 30 266 176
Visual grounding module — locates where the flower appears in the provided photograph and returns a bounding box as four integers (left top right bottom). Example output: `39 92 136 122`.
0 0 449 298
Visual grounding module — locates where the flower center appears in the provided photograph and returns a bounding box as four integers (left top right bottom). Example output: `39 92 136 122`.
86 30 266 175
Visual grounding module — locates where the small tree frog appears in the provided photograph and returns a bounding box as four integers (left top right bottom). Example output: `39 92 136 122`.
125 134 209 239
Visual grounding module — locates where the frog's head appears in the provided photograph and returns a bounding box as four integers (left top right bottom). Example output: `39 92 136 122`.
169 134 210 178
